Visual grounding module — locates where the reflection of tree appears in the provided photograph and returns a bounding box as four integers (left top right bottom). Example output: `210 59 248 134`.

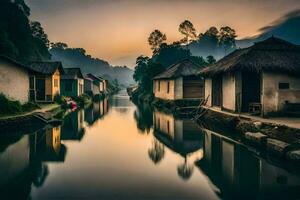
177 157 194 181
148 139 165 164
134 103 153 134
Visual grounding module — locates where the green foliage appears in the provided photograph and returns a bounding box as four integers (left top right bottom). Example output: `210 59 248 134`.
0 93 39 115
206 55 216 64
0 0 51 63
73 94 91 106
54 94 68 105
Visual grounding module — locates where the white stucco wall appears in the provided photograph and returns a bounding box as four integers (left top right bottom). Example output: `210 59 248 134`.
262 72 300 114
78 78 84 96
222 73 236 111
204 78 212 107
0 59 29 103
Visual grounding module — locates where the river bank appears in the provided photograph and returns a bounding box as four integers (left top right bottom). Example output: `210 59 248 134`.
128 90 300 163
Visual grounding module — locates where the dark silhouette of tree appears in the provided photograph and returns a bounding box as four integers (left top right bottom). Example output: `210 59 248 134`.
50 42 68 50
219 26 237 55
30 21 50 48
177 157 194 180
148 29 167 53
179 20 197 45
148 139 165 164
0 0 51 62
206 55 216 64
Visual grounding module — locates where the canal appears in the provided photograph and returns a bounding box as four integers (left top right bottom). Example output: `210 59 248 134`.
1 90 300 200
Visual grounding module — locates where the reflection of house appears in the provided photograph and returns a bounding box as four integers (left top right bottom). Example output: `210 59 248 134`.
37 126 66 162
84 99 109 126
61 110 85 141
197 128 300 199
61 68 84 97
200 37 300 116
0 56 34 103
153 59 204 100
153 111 203 156
28 61 64 102
0 135 30 187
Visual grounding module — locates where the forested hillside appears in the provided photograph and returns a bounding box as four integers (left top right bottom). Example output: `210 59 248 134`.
50 43 134 87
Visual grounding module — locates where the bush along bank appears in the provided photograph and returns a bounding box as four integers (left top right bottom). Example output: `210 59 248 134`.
0 93 40 117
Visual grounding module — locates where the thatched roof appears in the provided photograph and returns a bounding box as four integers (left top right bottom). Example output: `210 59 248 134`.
61 68 84 79
199 37 300 76
153 59 202 80
29 61 64 75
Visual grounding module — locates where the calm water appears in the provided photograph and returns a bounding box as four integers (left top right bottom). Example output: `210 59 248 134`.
1 90 300 200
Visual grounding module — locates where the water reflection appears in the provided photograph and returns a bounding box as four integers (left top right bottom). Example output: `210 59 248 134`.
134 103 153 134
84 98 109 126
61 110 85 141
196 128 300 199
153 110 204 180
0 92 300 200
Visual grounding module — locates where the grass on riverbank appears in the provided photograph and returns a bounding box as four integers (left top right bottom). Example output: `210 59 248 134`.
0 93 40 117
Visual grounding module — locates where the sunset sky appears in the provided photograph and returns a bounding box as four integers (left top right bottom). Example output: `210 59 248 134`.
26 0 300 67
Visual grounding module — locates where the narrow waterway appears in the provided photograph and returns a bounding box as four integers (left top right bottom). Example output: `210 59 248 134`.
1 90 300 200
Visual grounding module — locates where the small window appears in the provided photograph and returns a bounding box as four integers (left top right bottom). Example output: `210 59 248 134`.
279 82 290 89
65 81 73 92
167 120 170 134
54 79 58 87
167 81 170 93
158 81 160 92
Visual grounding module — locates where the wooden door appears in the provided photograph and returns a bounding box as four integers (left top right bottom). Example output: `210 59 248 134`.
212 75 222 107
36 78 46 101
242 72 261 112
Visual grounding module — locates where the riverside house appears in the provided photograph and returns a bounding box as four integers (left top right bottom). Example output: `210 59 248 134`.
153 59 204 100
61 68 84 97
200 37 300 116
84 73 103 96
0 55 34 103
28 62 64 102
98 76 107 93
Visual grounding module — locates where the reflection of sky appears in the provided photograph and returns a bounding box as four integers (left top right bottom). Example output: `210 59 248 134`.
26 0 300 67
30 104 219 200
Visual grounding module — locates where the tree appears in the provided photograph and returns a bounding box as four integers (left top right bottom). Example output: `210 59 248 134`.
148 139 165 164
219 26 237 55
179 20 197 45
148 29 167 53
30 21 50 48
50 42 68 50
206 55 216 64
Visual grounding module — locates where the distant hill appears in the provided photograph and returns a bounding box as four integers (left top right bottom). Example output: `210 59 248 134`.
50 46 134 87
237 9 300 48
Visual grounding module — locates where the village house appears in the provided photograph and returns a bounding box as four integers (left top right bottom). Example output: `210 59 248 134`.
28 61 64 102
0 55 33 103
153 59 204 100
84 73 103 96
200 37 300 116
98 76 107 93
60 68 84 97
83 76 94 96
